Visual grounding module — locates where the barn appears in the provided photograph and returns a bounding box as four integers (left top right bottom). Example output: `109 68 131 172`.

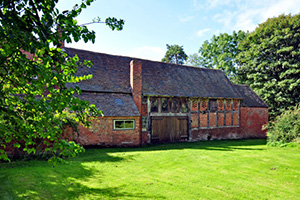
65 47 268 146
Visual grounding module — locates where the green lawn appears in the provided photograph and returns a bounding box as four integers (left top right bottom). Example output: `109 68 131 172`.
1 139 300 200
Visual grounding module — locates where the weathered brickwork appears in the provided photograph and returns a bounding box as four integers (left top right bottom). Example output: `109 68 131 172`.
141 131 150 145
71 116 141 147
191 113 198 128
233 113 239 126
141 104 148 116
191 107 268 141
217 113 224 126
226 113 232 126
200 113 207 127
239 107 268 138
209 113 217 127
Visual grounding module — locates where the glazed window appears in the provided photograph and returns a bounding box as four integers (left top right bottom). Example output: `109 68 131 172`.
181 99 189 113
151 97 158 112
209 99 218 112
113 120 135 130
161 97 169 112
172 98 179 113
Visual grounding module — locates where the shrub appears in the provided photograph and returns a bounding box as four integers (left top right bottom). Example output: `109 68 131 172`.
267 104 300 146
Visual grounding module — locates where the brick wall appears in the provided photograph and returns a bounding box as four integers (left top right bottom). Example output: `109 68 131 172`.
239 107 268 138
190 107 268 141
67 116 141 147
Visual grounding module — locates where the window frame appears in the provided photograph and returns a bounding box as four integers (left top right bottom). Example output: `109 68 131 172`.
113 120 135 130
172 98 180 113
161 97 169 113
209 99 218 112
150 97 159 112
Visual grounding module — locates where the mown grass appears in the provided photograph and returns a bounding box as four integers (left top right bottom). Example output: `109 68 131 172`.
1 139 300 200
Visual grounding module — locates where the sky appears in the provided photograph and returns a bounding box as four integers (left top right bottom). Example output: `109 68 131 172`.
57 0 300 61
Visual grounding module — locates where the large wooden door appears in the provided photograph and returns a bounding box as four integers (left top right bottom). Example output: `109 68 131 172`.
151 116 188 143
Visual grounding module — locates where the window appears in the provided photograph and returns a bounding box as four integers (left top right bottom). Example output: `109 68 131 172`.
172 98 179 113
209 99 218 112
161 97 169 112
151 97 158 112
181 99 189 113
113 120 135 130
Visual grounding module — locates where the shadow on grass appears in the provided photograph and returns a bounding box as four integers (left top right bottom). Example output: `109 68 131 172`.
0 152 165 200
0 139 265 200
85 139 267 155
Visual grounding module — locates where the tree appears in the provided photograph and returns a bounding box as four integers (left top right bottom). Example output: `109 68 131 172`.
266 104 300 146
186 53 202 68
162 44 188 65
237 13 300 119
188 31 247 82
0 0 124 161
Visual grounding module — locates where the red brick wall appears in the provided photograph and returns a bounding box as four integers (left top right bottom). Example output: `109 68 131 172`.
191 113 198 128
141 132 150 145
191 107 268 141
209 113 217 127
141 104 148 116
218 113 224 126
191 127 241 141
71 116 141 147
239 107 268 138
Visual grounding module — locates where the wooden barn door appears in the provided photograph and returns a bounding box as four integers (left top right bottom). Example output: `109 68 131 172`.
151 116 188 143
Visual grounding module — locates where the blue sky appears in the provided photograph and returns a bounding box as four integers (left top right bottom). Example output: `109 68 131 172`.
57 0 300 61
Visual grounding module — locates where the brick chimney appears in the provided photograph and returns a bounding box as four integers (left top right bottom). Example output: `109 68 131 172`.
130 60 142 113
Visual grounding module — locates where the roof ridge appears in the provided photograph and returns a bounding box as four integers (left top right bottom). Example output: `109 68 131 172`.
64 47 223 72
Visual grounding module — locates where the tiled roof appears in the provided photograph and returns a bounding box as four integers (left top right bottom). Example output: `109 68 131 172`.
142 62 242 98
64 47 242 99
78 92 140 116
65 48 132 93
234 84 268 108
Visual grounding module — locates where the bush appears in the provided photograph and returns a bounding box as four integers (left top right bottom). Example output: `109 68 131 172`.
267 104 300 146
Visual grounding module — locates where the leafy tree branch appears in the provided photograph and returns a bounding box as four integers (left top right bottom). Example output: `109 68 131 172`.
0 0 124 161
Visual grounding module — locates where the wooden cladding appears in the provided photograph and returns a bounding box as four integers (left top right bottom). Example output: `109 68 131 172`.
151 116 188 143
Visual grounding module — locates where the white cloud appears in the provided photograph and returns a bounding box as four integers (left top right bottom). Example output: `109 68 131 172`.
213 10 235 28
261 0 300 21
233 8 261 31
196 28 211 37
211 0 300 33
193 0 241 10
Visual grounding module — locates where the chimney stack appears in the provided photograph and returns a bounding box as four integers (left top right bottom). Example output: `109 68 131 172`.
130 60 142 113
